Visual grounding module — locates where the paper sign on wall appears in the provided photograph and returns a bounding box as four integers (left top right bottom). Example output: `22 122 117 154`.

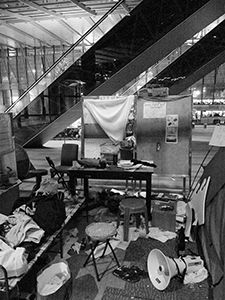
143 102 166 118
209 126 225 147
165 114 178 143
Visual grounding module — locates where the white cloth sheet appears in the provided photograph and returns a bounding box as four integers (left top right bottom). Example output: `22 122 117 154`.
83 95 134 143
6 213 45 246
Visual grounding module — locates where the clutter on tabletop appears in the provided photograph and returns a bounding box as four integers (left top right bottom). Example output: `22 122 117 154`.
117 160 134 168
131 159 157 168
117 159 156 170
76 157 107 169
75 155 157 170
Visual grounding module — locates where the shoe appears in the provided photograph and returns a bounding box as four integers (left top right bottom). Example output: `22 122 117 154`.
112 265 147 283
130 265 148 279
113 266 129 278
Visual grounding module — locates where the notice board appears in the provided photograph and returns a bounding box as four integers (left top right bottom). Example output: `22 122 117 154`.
136 95 192 178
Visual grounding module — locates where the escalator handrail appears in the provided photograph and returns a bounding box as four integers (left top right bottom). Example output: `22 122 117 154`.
5 0 125 114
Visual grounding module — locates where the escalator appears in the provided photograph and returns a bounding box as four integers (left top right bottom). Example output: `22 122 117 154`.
11 0 224 147
145 18 225 95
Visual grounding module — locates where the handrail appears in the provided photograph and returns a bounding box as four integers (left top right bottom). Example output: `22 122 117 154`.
5 0 125 114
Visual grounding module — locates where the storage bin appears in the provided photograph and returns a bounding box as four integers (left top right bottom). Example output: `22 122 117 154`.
151 200 176 232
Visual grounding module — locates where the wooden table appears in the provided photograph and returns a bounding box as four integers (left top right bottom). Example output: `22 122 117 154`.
68 166 154 221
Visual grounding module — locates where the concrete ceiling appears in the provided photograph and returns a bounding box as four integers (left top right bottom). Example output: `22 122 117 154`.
0 0 143 49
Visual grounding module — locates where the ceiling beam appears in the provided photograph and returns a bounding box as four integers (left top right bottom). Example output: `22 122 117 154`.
18 0 65 20
0 20 52 47
69 0 97 15
0 32 33 48
0 8 32 22
31 22 71 46
56 19 92 46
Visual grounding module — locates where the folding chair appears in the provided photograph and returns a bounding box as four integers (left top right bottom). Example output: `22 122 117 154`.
46 156 69 191
49 143 79 179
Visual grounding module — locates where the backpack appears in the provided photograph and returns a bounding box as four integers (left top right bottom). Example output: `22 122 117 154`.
26 193 66 235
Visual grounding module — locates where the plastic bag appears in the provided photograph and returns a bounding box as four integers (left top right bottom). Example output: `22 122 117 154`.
37 260 72 300
0 247 28 279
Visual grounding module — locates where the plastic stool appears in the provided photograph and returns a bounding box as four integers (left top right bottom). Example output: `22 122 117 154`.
83 222 120 281
117 197 149 241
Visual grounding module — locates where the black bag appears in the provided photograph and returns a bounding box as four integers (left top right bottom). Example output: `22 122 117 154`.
27 193 66 235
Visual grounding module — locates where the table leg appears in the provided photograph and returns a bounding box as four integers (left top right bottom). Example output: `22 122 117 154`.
68 175 76 195
84 177 89 222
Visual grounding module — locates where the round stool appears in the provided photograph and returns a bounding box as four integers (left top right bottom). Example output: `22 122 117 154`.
28 169 48 191
117 197 149 241
83 222 120 281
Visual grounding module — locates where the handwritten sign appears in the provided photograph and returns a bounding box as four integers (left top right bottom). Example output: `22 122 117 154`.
143 102 166 118
209 126 225 147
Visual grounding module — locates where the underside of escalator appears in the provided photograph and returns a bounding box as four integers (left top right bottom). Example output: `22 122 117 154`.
146 19 225 95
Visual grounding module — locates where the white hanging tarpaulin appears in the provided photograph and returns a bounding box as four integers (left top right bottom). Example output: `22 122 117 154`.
83 95 134 143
